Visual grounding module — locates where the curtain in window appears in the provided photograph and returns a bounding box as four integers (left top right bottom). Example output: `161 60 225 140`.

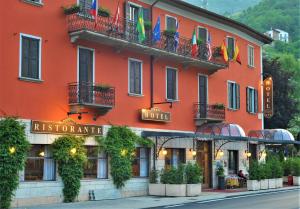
97 151 108 179
43 145 55 181
139 148 148 177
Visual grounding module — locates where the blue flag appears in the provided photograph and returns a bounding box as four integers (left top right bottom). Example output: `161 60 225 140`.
152 17 161 43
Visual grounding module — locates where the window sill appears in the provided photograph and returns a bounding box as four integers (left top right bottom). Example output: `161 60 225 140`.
227 108 239 112
81 178 109 182
247 111 257 115
128 93 144 97
166 99 180 103
19 77 44 83
248 65 255 69
22 0 43 7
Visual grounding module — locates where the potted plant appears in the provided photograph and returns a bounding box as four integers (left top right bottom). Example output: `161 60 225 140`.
292 158 300 186
216 164 225 190
283 158 294 185
164 165 186 197
94 84 111 92
186 162 203 196
247 160 261 191
266 160 276 189
272 158 283 188
149 169 166 196
163 29 176 37
63 4 80 15
260 163 269 190
213 103 225 110
213 47 222 58
98 7 110 17
144 21 152 31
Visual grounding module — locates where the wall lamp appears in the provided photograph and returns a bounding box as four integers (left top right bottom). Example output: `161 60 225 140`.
245 150 252 158
259 150 267 160
189 149 197 156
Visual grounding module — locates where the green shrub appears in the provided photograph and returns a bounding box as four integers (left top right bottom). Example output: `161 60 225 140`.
268 157 284 178
144 21 152 30
248 160 261 180
292 158 300 176
160 165 185 184
185 162 203 184
98 7 110 17
63 4 80 15
98 126 152 188
260 163 272 180
283 158 294 176
216 165 225 177
149 169 158 184
52 136 87 202
0 118 30 209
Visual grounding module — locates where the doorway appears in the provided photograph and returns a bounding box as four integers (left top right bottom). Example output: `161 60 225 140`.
196 141 212 188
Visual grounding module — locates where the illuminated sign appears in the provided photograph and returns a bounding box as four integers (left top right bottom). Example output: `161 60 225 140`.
263 77 273 118
141 107 171 122
31 119 102 136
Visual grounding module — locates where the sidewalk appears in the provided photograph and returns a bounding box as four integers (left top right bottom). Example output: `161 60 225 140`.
15 186 300 209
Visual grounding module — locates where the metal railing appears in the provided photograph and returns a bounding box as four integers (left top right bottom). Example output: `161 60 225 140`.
66 14 227 66
68 82 115 107
194 103 225 121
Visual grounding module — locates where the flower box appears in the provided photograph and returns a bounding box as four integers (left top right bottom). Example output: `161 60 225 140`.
166 184 186 197
149 184 166 196
260 179 268 190
268 179 276 189
247 180 260 191
186 184 202 196
275 178 283 188
293 176 300 186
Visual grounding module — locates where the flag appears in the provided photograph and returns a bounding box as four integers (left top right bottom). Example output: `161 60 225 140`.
191 29 198 57
90 0 97 18
233 43 241 64
152 17 161 43
207 32 212 60
113 1 120 29
174 21 179 51
136 9 146 43
221 40 228 62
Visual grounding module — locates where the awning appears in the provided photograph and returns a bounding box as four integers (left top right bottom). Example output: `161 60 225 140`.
248 129 295 141
196 123 246 137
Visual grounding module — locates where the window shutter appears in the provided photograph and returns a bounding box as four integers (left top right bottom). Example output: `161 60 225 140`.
21 37 29 78
227 37 235 60
134 62 141 94
129 61 135 93
236 84 240 109
228 82 232 109
255 89 258 113
124 1 130 38
246 87 249 112
29 39 39 79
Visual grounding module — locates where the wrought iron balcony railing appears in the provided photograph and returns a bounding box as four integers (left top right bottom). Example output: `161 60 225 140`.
66 14 228 70
194 103 225 121
68 82 115 108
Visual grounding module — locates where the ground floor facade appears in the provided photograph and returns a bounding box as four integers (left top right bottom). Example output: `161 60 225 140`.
12 119 265 207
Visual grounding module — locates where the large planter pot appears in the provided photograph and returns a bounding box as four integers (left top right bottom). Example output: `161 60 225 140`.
283 176 288 183
260 179 268 190
149 184 166 196
293 176 300 186
247 180 260 191
166 184 186 197
218 176 225 190
268 179 276 189
275 178 283 188
186 184 202 196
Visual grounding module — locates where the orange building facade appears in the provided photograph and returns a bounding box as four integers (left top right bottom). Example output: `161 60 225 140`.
0 0 272 206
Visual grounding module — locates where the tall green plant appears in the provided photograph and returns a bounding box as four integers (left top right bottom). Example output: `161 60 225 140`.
0 118 30 209
186 162 203 184
248 160 261 180
160 165 185 184
52 136 87 202
97 126 152 188
292 158 300 176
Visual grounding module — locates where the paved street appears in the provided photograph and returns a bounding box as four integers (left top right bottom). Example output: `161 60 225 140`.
150 190 300 209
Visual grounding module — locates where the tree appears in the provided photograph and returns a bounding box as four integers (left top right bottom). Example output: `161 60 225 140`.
263 58 299 129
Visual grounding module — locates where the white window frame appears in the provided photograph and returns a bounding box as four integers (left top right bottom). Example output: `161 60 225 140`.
128 2 142 21
226 36 235 60
227 80 238 110
166 66 179 101
248 45 255 68
128 58 143 96
19 33 42 81
165 15 177 31
23 0 43 6
77 46 95 84
247 86 256 114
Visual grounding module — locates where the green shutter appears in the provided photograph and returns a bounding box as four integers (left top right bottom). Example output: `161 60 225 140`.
236 84 240 109
255 89 258 113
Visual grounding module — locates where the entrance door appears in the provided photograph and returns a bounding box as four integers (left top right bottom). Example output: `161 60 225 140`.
196 141 212 188
78 47 94 103
198 75 208 118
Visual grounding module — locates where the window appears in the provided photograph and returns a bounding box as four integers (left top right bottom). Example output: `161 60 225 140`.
246 87 258 114
129 4 140 22
166 67 178 100
132 148 150 177
226 37 235 60
20 34 41 80
198 27 207 44
166 16 177 31
227 82 240 110
23 0 43 5
165 148 185 169
248 45 254 67
78 0 93 15
23 145 55 181
228 150 238 175
129 59 142 95
83 146 108 179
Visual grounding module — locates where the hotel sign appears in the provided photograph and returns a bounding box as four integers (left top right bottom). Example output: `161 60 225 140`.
263 77 273 118
31 119 103 136
141 107 171 122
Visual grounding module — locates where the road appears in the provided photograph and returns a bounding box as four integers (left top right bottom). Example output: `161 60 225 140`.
149 189 300 209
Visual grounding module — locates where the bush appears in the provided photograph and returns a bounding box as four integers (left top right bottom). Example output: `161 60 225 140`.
248 160 261 180
186 162 203 184
160 165 185 184
52 136 87 202
292 158 300 176
98 7 110 17
260 163 272 180
283 158 294 176
63 4 80 15
149 170 158 184
268 157 284 178
0 118 30 209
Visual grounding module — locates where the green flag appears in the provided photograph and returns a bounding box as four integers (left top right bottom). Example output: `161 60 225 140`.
136 9 146 43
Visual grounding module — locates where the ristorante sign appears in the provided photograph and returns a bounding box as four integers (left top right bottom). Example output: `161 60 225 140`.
141 107 171 122
31 119 103 136
263 77 273 118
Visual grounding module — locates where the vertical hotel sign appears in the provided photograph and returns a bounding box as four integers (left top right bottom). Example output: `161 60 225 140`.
263 77 273 118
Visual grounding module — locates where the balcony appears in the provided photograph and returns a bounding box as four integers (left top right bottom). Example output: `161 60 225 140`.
68 82 115 115
66 14 228 73
194 103 225 126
